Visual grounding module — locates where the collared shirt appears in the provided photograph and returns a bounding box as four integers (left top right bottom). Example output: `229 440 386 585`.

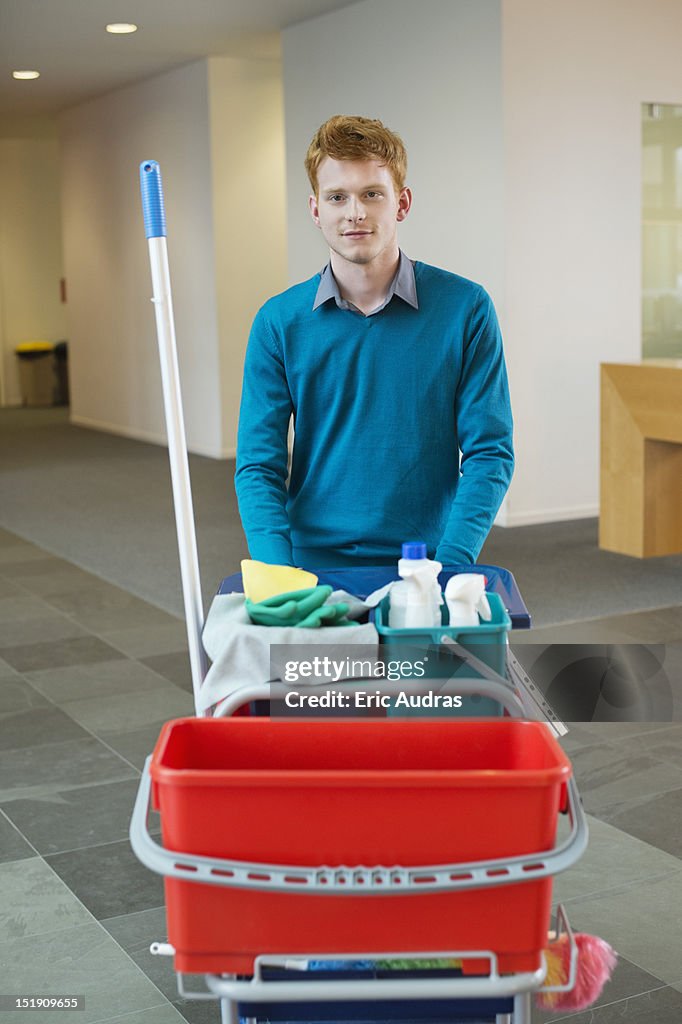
312 249 419 317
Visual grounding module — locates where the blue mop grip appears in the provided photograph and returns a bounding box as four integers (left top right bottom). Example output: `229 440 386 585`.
140 160 166 238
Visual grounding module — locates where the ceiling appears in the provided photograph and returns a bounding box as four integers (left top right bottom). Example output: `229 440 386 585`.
0 0 357 119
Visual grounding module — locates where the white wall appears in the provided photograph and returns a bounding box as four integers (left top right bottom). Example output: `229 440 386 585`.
59 56 287 458
208 57 287 455
59 61 223 456
500 0 682 525
282 0 504 299
0 135 67 405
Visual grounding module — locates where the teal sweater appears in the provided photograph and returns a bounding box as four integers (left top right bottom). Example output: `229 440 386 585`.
235 261 513 569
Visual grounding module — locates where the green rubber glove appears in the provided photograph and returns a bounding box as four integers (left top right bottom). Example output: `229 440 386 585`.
296 600 354 628
245 586 330 626
245 586 357 628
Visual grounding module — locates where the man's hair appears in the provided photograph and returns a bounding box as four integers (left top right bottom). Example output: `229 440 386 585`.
305 115 407 196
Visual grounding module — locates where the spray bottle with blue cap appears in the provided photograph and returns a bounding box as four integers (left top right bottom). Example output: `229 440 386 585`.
388 542 443 629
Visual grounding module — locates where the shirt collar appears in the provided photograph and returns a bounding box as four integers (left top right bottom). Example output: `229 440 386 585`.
312 249 419 314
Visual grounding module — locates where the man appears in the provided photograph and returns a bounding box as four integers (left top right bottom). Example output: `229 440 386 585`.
235 115 513 569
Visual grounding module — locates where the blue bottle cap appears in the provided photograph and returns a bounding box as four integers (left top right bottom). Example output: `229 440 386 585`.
402 541 427 560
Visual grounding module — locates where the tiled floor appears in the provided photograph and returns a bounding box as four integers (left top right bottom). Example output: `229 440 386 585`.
0 526 681 1023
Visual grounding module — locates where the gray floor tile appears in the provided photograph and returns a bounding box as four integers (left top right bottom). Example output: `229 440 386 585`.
100 622 188 659
557 720 680 751
0 675 50 713
170 1000 222 1024
0 635 127 672
43 584 184 632
0 736 137 802
101 907 175 998
661 644 682 717
0 555 84 579
42 580 152 613
568 743 682 814
25 659 177 704
0 593 57 623
540 984 682 1022
1 778 157 856
592 787 682 858
552 816 681 903
46 839 165 920
606 724 682 768
0 661 18 677
0 578 23 599
0 810 35 862
605 606 682 644
0 857 92 940
534 952 671 1023
564 871 682 985
558 723 614 753
0 921 173 1024
0 614 88 647
141 652 193 692
60 686 194 737
511 623 636 645
99 1006 187 1024
565 721 681 742
0 527 29 547
103 723 171 771
0 704 90 752
0 541 51 565
93 906 223 1023
8 565 114 598
669 657 682 719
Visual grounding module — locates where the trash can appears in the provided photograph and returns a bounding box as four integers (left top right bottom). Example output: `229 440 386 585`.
53 340 69 405
15 341 55 407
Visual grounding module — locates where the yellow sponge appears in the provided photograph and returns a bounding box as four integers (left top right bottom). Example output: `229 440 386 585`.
241 560 318 603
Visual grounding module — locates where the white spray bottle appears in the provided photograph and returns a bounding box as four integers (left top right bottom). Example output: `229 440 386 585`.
444 573 492 627
388 542 443 629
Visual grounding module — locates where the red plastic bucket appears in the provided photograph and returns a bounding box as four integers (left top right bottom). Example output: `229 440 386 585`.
150 718 571 974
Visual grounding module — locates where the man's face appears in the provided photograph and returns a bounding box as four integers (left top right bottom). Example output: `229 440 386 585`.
309 157 411 267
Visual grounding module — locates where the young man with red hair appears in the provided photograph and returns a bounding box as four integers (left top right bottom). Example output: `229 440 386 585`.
236 115 513 570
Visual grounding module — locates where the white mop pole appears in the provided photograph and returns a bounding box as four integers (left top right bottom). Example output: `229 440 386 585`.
140 160 208 714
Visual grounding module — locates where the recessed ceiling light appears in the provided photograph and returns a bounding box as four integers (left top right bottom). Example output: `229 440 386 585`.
12 70 41 80
106 23 138 34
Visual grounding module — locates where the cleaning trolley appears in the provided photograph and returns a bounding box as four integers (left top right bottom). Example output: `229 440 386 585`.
130 162 591 1024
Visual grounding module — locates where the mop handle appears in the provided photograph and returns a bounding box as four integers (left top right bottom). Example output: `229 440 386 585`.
140 161 208 713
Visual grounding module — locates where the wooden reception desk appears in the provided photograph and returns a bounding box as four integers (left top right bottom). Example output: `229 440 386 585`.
600 360 682 557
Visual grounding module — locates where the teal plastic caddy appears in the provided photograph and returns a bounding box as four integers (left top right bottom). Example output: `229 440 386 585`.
374 591 512 717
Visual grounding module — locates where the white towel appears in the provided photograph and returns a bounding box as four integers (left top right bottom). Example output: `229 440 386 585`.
198 591 379 715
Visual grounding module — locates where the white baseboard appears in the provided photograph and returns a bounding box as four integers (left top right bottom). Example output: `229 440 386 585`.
499 505 599 528
70 414 234 459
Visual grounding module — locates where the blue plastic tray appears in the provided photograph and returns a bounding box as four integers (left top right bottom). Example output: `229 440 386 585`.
218 564 531 629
